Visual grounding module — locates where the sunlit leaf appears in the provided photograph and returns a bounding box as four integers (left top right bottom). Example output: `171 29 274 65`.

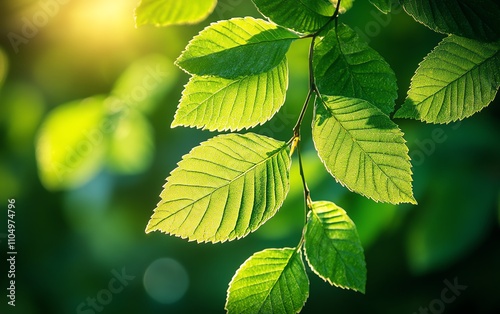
0 47 7 88
395 35 500 123
36 97 108 190
251 0 334 34
314 23 398 115
175 17 299 78
331 0 355 13
369 0 393 13
304 201 366 293
172 58 288 131
226 248 309 314
401 0 500 42
110 54 178 114
107 110 154 175
146 133 291 243
313 96 415 204
135 0 217 27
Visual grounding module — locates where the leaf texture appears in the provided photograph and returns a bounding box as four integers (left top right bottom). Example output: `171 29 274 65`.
146 133 291 243
172 58 288 131
175 17 299 78
226 248 309 314
395 35 500 123
304 201 366 293
135 0 217 27
401 0 500 42
313 23 398 115
313 96 415 204
251 0 334 34
369 0 394 13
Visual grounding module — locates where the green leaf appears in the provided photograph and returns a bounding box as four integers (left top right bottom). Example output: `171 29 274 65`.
107 110 154 175
251 0 334 34
110 54 178 114
369 0 393 13
172 58 288 131
401 0 500 42
135 0 217 27
313 96 415 204
226 248 309 314
36 97 108 190
313 23 398 115
304 201 366 293
331 0 355 13
146 133 291 243
0 47 7 89
395 35 500 123
175 17 299 78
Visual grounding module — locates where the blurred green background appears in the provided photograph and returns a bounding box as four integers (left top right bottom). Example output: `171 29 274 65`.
0 0 499 313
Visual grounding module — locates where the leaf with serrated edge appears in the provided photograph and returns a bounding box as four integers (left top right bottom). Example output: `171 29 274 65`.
146 133 291 243
395 35 500 123
314 23 398 115
135 0 217 27
313 96 416 204
172 58 288 131
226 248 309 314
304 201 366 293
401 0 500 42
251 0 334 34
175 17 299 78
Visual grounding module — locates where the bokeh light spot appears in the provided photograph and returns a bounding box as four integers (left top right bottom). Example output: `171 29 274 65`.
143 258 189 304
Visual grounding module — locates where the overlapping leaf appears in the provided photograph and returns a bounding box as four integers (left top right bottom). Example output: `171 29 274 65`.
172 58 288 131
135 0 217 27
251 0 334 34
313 23 398 115
304 201 366 292
145 133 291 243
401 0 500 42
313 96 415 204
395 35 500 123
369 0 394 13
226 248 309 314
175 17 299 78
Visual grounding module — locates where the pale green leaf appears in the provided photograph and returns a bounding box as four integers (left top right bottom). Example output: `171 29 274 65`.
146 133 291 243
369 0 394 13
313 96 415 204
107 110 154 175
314 23 398 115
226 248 309 314
331 0 355 13
110 54 178 114
395 35 500 123
251 0 334 34
304 201 366 293
135 0 217 27
175 17 299 78
172 58 288 131
401 0 500 42
0 47 7 89
36 97 108 190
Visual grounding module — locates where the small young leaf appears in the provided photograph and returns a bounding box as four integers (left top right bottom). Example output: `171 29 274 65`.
251 0 334 34
395 35 500 123
175 17 299 78
172 58 288 131
304 201 366 293
146 133 291 243
401 0 500 42
135 0 217 27
226 248 309 314
369 0 393 13
313 23 398 115
36 97 108 190
313 96 415 204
